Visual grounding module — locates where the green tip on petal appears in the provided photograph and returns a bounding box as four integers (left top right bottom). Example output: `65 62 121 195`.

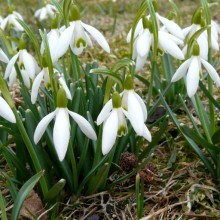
76 38 86 48
112 92 121 108
124 75 134 90
152 0 158 12
192 8 202 25
117 125 127 137
57 88 68 108
18 33 27 50
192 41 200 56
142 16 149 29
69 4 81 22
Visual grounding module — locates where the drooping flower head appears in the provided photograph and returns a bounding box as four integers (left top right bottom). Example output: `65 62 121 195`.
97 76 152 155
34 3 57 21
97 92 128 155
34 88 97 161
1 7 24 32
171 41 220 97
4 35 40 88
54 4 110 61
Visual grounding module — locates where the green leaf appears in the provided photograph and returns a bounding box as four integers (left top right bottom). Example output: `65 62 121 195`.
90 67 123 89
111 58 135 73
44 179 66 202
0 190 8 220
11 171 44 220
212 128 220 144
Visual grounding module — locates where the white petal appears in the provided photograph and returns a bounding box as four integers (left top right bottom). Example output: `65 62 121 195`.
68 111 97 140
142 125 152 142
53 109 70 161
135 54 147 71
0 97 16 123
201 59 220 86
20 69 30 88
157 14 184 40
8 68 17 87
4 53 19 79
134 92 147 121
31 69 44 104
211 34 219 51
102 110 118 155
34 111 56 144
127 92 144 135
81 21 110 53
158 31 184 60
127 18 143 43
54 25 74 61
97 99 113 125
136 29 151 57
171 58 191 82
198 34 208 60
22 50 36 79
48 29 60 62
0 49 9 63
58 77 72 100
186 57 200 97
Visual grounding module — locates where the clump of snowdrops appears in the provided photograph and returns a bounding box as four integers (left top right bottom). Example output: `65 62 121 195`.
0 0 220 219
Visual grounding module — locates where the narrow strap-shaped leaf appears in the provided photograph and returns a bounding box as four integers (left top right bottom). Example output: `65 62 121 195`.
44 179 66 202
11 171 44 220
0 190 8 220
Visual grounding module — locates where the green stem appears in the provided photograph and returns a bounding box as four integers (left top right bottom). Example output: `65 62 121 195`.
147 60 156 109
195 94 212 143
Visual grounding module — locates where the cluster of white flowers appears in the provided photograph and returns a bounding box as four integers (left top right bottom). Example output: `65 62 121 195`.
127 2 220 97
2 0 219 162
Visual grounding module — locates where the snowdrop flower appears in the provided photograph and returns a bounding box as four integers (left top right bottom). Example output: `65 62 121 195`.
1 11 24 32
121 75 151 142
0 49 9 63
34 88 97 161
0 96 16 123
131 17 184 70
97 77 152 155
34 4 57 21
127 1 184 43
171 42 220 97
4 39 39 88
97 92 128 155
54 5 110 61
31 67 71 104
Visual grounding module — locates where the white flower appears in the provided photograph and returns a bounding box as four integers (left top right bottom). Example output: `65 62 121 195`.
31 68 71 104
183 21 219 60
34 89 97 161
97 89 151 155
0 96 16 123
34 4 57 21
0 48 9 63
40 29 60 63
131 18 184 70
1 11 24 32
4 49 39 88
121 90 151 142
97 93 128 155
54 5 110 61
171 43 220 97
